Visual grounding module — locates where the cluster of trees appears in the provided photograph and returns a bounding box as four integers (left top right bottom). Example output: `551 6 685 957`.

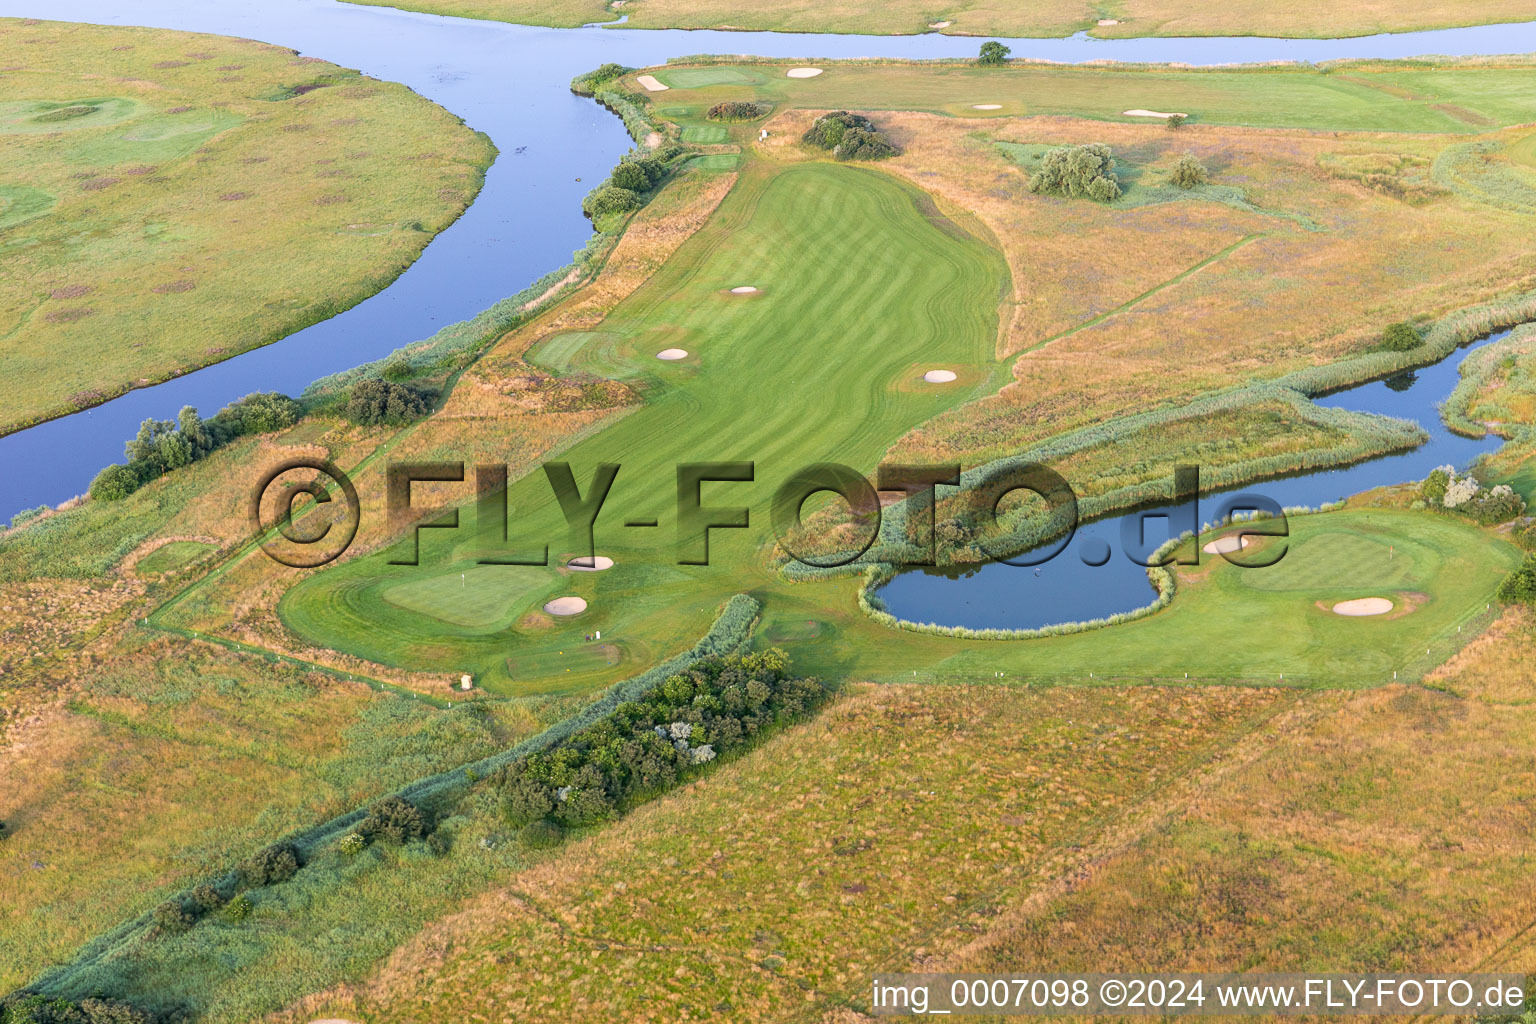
1499 554 1536 605
1170 153 1208 189
1380 321 1424 351
89 392 301 502
343 378 434 426
0 996 157 1024
582 152 673 222
1029 143 1121 202
1419 465 1527 524
706 100 769 122
802 111 897 161
497 649 823 843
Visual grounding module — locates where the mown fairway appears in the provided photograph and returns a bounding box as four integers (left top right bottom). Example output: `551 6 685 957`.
649 61 1536 133
0 18 491 433
279 159 1008 692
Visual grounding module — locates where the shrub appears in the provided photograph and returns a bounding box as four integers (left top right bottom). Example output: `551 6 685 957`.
1498 554 1536 605
426 831 452 857
1421 467 1450 505
9 505 48 529
581 183 643 221
360 795 428 845
706 100 767 122
1029 143 1121 202
380 354 414 381
1166 113 1187 129
89 463 138 502
1170 153 1208 189
976 41 1011 65
803 112 897 161
339 832 366 856
587 62 629 83
240 842 300 887
151 899 194 935
1381 321 1423 351
1514 520 1536 551
609 157 665 192
344 378 433 426
0 995 158 1024
502 772 555 826
223 893 253 921
518 819 565 848
189 883 224 912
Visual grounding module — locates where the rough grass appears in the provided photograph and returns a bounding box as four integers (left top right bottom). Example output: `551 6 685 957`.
341 0 1536 39
0 18 492 434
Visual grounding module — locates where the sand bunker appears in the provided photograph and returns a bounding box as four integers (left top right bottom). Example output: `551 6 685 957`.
929 20 952 27
1332 597 1394 617
923 369 958 383
730 285 758 294
972 104 1003 110
568 555 615 571
786 67 824 78
656 348 688 360
1124 108 1188 119
1097 18 1121 25
544 596 588 616
636 74 669 92
1202 535 1252 555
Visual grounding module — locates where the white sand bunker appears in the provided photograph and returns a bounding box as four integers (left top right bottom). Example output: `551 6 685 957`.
929 20 952 27
544 596 588 616
568 555 614 571
1332 597 1394 617
786 67 824 78
730 285 758 294
656 348 688 360
1097 18 1121 25
1202 535 1252 555
972 104 1003 110
1124 108 1188 119
923 369 958 383
636 74 669 92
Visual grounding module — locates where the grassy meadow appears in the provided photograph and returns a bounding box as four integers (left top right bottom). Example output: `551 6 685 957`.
344 0 1536 39
9 51 1536 1023
0 18 492 434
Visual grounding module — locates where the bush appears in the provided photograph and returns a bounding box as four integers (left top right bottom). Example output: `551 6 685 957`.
518 819 565 848
1498 554 1536 605
1381 322 1423 351
344 378 433 426
1421 467 1450 505
1029 143 1121 202
151 899 194 934
609 157 665 193
706 100 767 122
339 832 366 855
240 842 300 887
581 183 643 221
360 795 428 845
1170 153 1208 189
803 112 897 161
0 995 158 1024
976 41 1011 65
189 883 224 913
1166 113 1187 129
89 463 138 502
223 893 253 921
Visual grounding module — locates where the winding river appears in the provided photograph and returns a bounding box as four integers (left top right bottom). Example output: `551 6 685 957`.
1 0 1532 627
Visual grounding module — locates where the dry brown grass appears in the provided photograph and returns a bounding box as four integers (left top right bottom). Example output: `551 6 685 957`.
275 682 1290 1022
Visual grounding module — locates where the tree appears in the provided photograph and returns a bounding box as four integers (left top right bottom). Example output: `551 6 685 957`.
1165 113 1187 129
1498 554 1536 605
802 111 897 161
240 842 300 887
89 463 139 502
1381 321 1422 351
1420 467 1450 506
152 899 194 934
344 378 432 426
1170 153 1208 189
976 41 1011 65
581 184 643 220
189 883 224 913
502 773 555 826
1029 143 1121 202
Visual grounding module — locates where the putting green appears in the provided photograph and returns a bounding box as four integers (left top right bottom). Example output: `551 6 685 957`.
281 159 1008 693
657 67 767 89
380 564 555 631
1238 525 1421 593
0 97 142 134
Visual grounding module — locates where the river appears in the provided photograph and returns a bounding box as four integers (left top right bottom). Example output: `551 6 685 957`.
0 0 1531 628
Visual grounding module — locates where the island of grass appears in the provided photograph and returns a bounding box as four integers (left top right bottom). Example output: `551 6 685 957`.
0 18 494 434
339 0 1536 41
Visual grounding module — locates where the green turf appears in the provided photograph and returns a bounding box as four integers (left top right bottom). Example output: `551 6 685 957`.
0 96 142 134
280 160 1008 694
681 124 729 143
649 62 1536 133
528 330 615 372
134 540 216 576
380 564 554 630
686 153 739 171
0 185 56 230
